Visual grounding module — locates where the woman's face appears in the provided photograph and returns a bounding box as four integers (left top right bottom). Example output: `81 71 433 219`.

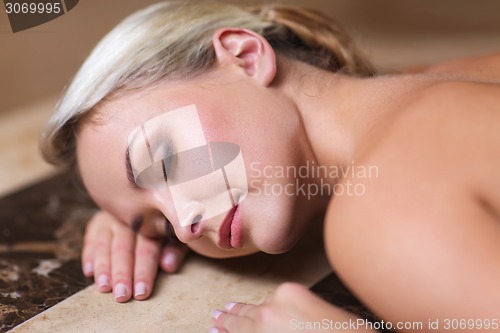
77 68 321 258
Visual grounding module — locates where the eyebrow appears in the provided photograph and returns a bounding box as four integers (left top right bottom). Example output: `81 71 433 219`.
125 148 136 186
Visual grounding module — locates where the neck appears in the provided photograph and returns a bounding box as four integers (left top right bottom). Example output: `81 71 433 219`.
284 61 439 185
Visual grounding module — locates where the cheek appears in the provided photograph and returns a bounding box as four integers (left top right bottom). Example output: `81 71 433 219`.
196 95 266 144
198 111 234 143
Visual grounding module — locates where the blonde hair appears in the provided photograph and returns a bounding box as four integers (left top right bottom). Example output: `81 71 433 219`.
41 1 373 168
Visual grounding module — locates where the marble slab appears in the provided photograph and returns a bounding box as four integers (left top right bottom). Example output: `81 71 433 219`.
5 181 331 332
0 172 96 332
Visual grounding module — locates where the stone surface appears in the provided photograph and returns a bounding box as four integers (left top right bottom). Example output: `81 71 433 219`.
0 172 397 333
0 172 95 332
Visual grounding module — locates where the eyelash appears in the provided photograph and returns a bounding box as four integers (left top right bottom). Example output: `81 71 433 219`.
126 151 140 189
161 159 168 181
160 144 174 182
126 141 174 190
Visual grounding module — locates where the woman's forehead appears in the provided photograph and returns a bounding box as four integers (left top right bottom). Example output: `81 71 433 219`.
98 82 207 124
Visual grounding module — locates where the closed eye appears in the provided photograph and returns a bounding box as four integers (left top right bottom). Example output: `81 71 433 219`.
125 141 174 189
159 143 174 182
161 159 168 181
125 148 140 189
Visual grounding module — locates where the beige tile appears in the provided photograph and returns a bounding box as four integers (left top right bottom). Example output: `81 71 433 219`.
12 221 330 333
0 97 58 196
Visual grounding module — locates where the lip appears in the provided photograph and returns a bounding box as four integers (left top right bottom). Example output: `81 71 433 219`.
218 205 242 249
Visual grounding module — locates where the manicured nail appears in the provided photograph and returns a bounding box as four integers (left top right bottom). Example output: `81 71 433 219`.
114 283 127 300
211 309 223 320
134 282 147 297
84 262 93 276
163 252 176 268
225 302 237 311
97 274 109 288
208 327 219 333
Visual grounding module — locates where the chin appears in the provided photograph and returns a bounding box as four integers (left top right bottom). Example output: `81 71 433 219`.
258 241 296 255
254 228 301 255
188 239 259 259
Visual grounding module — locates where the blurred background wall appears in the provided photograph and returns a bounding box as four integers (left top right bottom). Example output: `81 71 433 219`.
1 0 500 116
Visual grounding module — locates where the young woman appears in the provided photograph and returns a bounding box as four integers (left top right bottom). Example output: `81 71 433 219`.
41 2 500 332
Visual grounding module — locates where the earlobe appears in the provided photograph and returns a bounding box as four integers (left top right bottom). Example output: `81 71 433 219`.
212 28 277 86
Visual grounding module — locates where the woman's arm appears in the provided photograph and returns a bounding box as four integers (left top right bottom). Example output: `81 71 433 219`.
212 282 378 333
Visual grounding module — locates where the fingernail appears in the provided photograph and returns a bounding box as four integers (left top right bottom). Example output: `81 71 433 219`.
134 282 147 297
163 252 176 268
225 302 237 311
114 283 127 300
97 274 109 288
84 262 93 276
208 327 219 333
211 309 223 320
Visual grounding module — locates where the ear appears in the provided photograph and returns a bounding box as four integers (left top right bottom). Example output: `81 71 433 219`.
212 28 277 86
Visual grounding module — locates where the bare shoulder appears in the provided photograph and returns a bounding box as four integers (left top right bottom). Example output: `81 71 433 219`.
324 80 500 328
404 81 500 202
421 52 500 82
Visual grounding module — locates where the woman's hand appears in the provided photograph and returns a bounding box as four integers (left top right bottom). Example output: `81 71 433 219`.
81 210 189 302
211 282 376 333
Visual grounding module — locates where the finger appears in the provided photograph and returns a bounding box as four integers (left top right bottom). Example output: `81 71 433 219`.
110 222 136 302
133 234 162 300
81 215 98 277
89 217 113 293
212 309 254 333
225 302 256 315
159 242 189 273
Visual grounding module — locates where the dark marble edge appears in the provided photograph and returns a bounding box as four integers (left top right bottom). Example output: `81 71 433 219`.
0 172 95 332
311 272 395 333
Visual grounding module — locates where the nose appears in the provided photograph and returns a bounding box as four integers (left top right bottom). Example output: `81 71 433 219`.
163 202 205 244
